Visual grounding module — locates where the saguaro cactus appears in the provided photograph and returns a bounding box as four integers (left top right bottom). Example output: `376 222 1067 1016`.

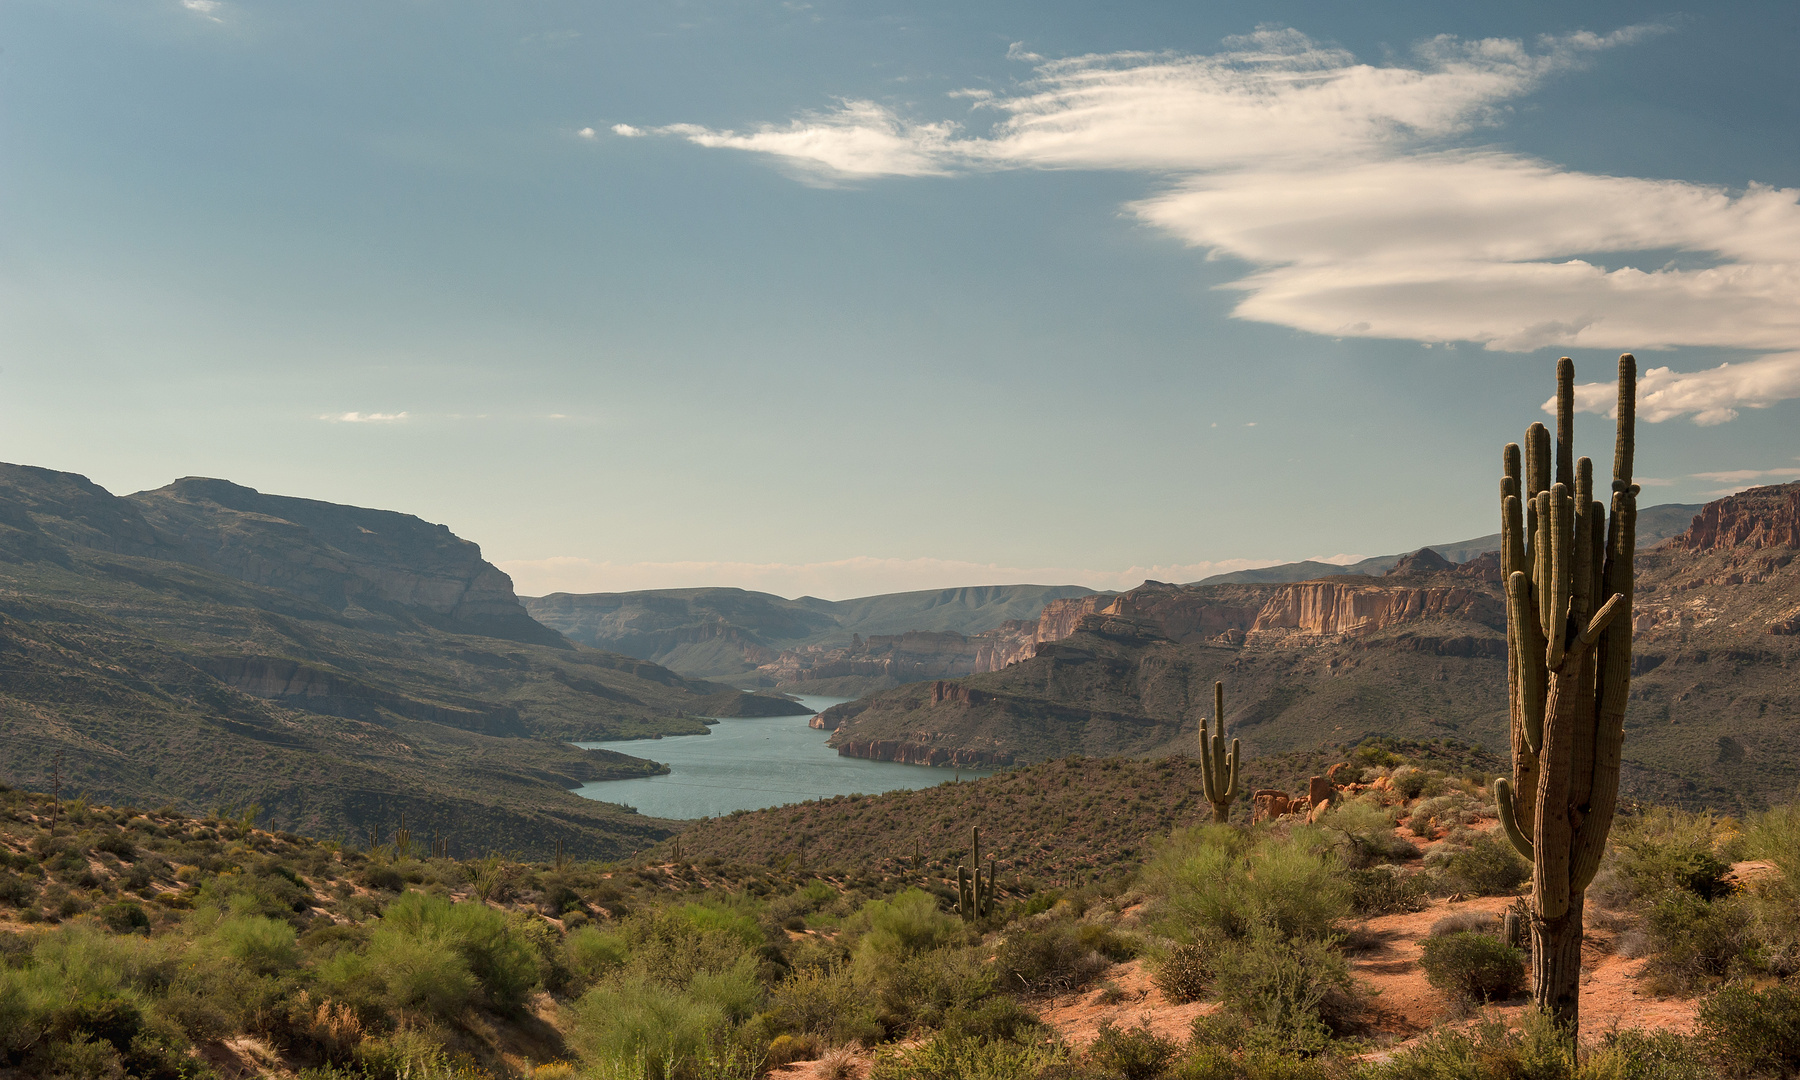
957 825 995 921
1493 355 1637 1036
1199 681 1240 823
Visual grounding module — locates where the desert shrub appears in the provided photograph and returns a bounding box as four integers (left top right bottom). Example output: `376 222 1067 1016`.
377 891 542 1012
358 864 405 892
1367 1012 1574 1080
213 914 299 976
764 963 881 1047
1150 942 1212 1004
1699 981 1800 1077
0 872 38 908
566 975 738 1080
1643 892 1761 994
1596 808 1735 908
1584 1028 1715 1080
993 918 1112 993
866 946 996 1033
1346 868 1428 915
1211 928 1354 1055
565 925 631 989
319 930 478 1020
1391 768 1431 800
1085 1021 1180 1080
939 995 1039 1044
99 899 151 935
1419 932 1526 1006
1436 835 1530 896
847 889 963 980
867 1032 1063 1080
1320 801 1417 869
1143 827 1349 946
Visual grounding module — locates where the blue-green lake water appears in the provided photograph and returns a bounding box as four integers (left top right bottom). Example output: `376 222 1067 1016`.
571 695 992 820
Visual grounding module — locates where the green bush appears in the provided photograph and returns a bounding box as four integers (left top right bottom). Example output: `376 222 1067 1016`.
849 889 964 980
763 963 881 1047
213 914 299 976
1698 981 1800 1077
993 918 1113 993
1600 808 1734 906
868 1032 1063 1080
1085 1021 1180 1080
1143 827 1349 946
867 946 996 1033
99 899 151 935
1436 835 1530 896
1643 893 1761 994
1585 1028 1715 1080
378 892 542 1012
565 925 631 989
1319 801 1417 869
1211 928 1354 1056
1346 868 1428 915
566 975 737 1080
1366 1012 1573 1080
1418 932 1526 1006
1150 942 1212 1005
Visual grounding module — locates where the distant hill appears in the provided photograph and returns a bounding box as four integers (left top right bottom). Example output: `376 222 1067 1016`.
1193 502 1703 585
523 583 1099 683
818 486 1800 813
0 463 738 858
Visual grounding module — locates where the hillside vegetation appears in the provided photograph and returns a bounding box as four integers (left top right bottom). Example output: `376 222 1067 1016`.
5 741 1798 1080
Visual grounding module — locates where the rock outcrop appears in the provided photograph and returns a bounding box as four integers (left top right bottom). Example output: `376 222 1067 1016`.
1673 482 1800 553
1247 580 1501 642
831 738 1014 768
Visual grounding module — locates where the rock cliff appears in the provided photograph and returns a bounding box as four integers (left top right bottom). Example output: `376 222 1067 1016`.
128 477 557 643
1672 482 1800 552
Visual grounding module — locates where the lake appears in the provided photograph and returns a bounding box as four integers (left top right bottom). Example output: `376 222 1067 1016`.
571 694 992 820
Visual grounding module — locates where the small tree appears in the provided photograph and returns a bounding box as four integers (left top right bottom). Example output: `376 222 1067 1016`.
1492 355 1638 1037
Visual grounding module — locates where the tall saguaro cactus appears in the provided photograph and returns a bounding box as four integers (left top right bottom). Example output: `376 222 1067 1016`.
1493 354 1637 1036
957 825 995 921
1199 681 1240 823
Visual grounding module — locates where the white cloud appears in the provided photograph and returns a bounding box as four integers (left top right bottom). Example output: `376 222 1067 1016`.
318 411 409 423
1565 352 1800 425
642 26 1800 422
498 554 1284 600
577 127 597 139
181 0 222 20
611 124 644 137
1690 466 1800 483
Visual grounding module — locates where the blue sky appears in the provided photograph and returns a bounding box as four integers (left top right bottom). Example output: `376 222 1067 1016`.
2 1 1797 598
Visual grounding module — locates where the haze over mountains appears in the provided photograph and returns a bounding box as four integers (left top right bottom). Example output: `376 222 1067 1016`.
815 484 1800 812
523 504 1702 695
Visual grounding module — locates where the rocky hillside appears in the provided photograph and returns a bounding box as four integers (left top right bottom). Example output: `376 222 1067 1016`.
819 485 1800 812
0 463 739 857
524 583 1099 684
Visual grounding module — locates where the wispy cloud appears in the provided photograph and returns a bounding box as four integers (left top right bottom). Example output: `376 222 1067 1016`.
635 25 1800 423
498 554 1284 600
180 0 223 21
318 411 409 423
1690 465 1800 483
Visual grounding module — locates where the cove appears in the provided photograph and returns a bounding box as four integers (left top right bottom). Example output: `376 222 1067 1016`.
571 694 993 820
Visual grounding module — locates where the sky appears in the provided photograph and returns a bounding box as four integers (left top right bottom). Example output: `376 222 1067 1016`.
2 1 1797 599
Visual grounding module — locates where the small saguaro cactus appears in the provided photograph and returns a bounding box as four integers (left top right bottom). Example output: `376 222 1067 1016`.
1199 681 1241 823
1492 355 1637 1037
956 825 995 921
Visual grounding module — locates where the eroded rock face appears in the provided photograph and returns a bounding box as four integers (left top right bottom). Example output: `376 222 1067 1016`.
1248 580 1501 641
1674 482 1800 552
831 738 1013 768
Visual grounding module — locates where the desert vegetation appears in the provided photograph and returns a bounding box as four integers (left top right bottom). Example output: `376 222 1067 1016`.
5 732 1800 1080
